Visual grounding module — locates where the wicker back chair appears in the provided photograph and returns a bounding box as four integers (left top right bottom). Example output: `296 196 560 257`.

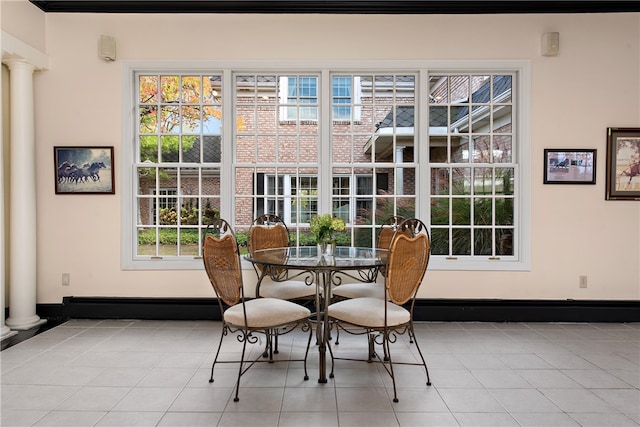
331 215 408 301
327 218 432 403
249 214 315 301
203 218 313 402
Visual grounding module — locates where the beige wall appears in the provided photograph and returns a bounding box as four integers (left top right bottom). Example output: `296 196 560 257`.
2 8 640 304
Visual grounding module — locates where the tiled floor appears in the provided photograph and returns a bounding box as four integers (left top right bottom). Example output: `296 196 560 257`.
1 319 639 426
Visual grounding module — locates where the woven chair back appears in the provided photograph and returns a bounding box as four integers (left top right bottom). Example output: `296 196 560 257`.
249 215 290 275
203 225 242 307
386 228 430 305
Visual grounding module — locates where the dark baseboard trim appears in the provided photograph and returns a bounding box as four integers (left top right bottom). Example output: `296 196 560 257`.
33 297 640 324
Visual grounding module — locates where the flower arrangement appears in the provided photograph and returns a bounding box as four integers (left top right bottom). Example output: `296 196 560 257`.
310 213 346 244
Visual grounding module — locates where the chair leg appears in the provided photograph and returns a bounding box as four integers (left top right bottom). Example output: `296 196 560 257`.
409 323 431 386
233 331 250 402
383 334 399 403
209 326 226 383
303 322 313 381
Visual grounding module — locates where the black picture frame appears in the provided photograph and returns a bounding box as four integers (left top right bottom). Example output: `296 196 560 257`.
543 149 596 184
54 146 115 194
605 127 640 200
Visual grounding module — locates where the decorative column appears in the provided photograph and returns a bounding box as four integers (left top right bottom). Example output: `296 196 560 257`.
1 85 18 340
5 59 45 331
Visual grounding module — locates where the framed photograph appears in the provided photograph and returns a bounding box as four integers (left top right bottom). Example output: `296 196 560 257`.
606 127 640 200
54 146 115 194
543 149 596 184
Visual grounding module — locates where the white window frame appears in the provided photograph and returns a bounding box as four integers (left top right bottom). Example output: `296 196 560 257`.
121 60 530 271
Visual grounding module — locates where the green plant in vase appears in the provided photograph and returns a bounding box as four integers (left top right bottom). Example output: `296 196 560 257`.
310 213 346 254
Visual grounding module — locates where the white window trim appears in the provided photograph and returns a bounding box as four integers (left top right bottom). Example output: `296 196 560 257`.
121 60 531 271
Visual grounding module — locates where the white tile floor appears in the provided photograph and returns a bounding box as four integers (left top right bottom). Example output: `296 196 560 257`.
1 319 639 426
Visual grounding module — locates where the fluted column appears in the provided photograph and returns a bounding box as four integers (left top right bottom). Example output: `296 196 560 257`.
1 81 18 340
5 59 45 331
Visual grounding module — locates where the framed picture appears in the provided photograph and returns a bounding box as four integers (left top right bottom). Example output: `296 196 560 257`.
54 146 115 194
543 149 596 184
606 127 640 200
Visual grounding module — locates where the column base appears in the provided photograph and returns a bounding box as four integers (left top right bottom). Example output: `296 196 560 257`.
5 315 47 331
1 326 19 341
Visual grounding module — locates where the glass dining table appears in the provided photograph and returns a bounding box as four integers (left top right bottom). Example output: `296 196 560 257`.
245 246 388 383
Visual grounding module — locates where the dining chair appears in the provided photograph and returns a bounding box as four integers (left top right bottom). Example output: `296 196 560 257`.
249 214 316 302
327 218 431 402
331 215 407 300
202 218 313 402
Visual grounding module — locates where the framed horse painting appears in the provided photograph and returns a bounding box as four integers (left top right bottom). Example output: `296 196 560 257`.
54 146 115 194
543 149 596 184
605 128 640 201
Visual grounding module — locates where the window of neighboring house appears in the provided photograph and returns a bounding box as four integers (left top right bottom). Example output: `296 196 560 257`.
122 61 530 271
151 188 177 224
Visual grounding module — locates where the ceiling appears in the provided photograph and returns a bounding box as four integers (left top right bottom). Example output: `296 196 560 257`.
28 1 640 14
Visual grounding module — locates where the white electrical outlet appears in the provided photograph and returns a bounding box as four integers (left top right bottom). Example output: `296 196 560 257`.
579 275 587 288
62 273 70 286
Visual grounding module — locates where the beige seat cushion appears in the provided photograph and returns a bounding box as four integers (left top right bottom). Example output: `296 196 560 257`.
259 280 316 300
224 298 311 328
332 282 385 299
327 297 409 328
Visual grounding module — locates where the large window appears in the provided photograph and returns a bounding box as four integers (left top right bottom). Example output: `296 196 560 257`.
122 61 530 271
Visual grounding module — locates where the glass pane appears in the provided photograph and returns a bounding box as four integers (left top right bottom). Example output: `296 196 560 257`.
137 197 153 226
471 75 490 103
160 106 180 133
474 167 493 195
278 136 298 163
452 168 471 195
137 228 157 256
139 106 158 133
429 75 448 103
430 228 449 255
452 198 470 225
429 135 447 162
495 197 514 225
201 168 219 196
202 106 222 134
496 228 513 255
203 75 221 104
450 106 469 133
140 135 159 162
472 135 491 163
429 106 448 127
160 136 180 162
179 229 200 256
430 198 449 225
451 135 470 163
450 75 470 101
431 168 450 196
203 136 221 163
181 76 201 103
474 197 492 225
180 197 199 225
139 75 158 103
181 136 200 163
160 75 179 103
474 228 492 255
494 136 512 163
496 168 514 195
493 75 512 102
353 227 372 248
471 108 490 133
493 105 512 133
159 228 177 256
396 197 415 219
452 228 471 255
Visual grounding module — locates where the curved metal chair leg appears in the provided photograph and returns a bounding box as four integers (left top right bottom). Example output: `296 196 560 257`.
209 327 226 383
